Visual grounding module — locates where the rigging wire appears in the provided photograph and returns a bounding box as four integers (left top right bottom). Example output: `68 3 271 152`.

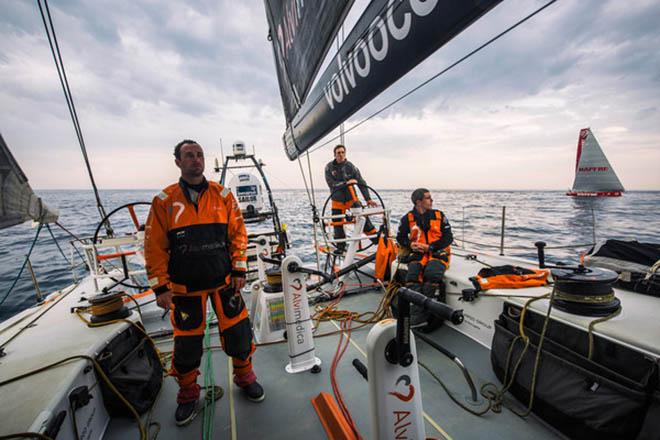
307 0 560 155
45 224 71 266
37 0 112 235
306 151 322 271
0 224 43 308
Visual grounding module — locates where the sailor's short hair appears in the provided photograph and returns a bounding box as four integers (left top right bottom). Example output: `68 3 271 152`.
411 188 430 204
174 139 200 159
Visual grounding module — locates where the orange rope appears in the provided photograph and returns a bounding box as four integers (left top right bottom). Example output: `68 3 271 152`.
330 315 362 439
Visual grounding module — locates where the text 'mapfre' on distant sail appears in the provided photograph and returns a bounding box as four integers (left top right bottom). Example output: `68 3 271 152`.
567 128 625 197
265 0 504 160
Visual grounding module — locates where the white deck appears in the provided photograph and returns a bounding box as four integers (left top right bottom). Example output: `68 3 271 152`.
0 274 136 436
444 250 660 359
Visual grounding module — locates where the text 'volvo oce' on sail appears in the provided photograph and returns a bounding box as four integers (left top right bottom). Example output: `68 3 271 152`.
264 0 355 123
567 128 625 197
0 133 58 229
266 0 504 160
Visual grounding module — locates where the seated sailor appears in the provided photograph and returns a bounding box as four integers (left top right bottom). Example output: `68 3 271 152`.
396 188 453 326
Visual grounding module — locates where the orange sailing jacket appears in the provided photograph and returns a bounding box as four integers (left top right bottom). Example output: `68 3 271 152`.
145 178 248 295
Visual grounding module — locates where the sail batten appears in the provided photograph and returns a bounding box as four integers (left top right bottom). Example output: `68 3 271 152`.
268 0 504 160
0 134 58 229
568 128 624 196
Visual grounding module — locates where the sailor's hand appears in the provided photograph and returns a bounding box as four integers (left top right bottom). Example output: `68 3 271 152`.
156 290 173 310
346 179 358 185
411 242 429 252
231 276 246 294
366 199 378 208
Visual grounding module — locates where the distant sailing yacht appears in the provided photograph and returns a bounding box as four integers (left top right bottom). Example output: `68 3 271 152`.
566 128 625 197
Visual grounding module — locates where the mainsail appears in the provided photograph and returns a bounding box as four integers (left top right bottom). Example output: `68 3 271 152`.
568 128 624 197
0 134 58 229
264 0 354 122
265 0 503 160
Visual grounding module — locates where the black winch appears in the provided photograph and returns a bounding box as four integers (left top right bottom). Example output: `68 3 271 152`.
87 291 131 323
535 242 621 317
551 267 620 316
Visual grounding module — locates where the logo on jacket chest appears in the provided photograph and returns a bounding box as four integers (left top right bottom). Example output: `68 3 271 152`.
172 201 186 224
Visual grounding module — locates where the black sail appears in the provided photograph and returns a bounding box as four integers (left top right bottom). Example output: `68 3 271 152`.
0 133 58 229
264 0 354 122
278 0 503 160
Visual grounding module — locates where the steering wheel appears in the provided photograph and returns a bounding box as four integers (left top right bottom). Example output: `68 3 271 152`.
93 202 151 244
92 202 151 289
320 183 387 253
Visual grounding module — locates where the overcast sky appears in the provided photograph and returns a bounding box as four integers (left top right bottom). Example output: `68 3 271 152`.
1 0 659 191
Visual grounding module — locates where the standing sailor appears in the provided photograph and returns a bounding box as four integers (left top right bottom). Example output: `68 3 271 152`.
145 140 264 426
396 188 453 327
325 144 378 252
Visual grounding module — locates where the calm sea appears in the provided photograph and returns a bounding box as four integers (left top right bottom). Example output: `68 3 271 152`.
1 189 658 322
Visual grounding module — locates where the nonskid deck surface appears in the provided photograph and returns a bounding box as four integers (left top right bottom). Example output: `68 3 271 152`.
106 289 562 439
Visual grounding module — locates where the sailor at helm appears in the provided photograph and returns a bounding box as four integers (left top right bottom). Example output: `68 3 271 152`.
324 144 378 252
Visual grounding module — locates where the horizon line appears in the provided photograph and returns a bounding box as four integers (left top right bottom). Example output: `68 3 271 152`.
33 188 660 192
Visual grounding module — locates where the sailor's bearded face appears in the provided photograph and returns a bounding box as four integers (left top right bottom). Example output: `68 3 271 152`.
176 143 205 177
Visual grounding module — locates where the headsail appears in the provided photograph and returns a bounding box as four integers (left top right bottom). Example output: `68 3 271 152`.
267 0 503 160
0 134 58 229
568 128 624 196
264 0 354 122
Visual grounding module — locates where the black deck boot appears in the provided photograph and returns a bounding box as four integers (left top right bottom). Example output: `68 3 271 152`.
242 380 265 402
175 401 197 426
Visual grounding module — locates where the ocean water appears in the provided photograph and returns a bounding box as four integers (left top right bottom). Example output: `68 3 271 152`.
1 189 658 322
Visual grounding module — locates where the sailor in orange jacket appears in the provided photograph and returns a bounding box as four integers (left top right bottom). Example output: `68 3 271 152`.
396 188 453 326
145 140 263 426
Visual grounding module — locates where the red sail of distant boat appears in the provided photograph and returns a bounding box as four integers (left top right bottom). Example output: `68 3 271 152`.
566 128 624 197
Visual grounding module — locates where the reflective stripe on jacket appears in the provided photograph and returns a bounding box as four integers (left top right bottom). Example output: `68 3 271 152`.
145 179 247 294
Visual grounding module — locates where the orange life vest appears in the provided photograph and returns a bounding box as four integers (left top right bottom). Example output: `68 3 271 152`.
472 265 549 291
375 234 398 281
406 210 451 267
